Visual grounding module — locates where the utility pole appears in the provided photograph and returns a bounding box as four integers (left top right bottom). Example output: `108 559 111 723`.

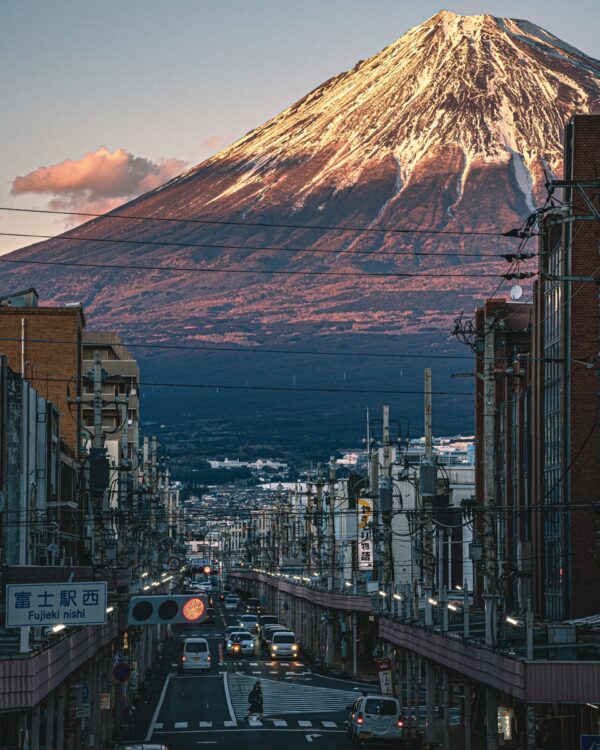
380 406 393 596
483 319 498 648
327 457 336 590
305 479 313 574
483 317 499 750
423 369 436 748
315 466 324 578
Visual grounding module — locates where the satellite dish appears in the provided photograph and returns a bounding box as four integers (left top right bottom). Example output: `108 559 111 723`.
510 284 523 301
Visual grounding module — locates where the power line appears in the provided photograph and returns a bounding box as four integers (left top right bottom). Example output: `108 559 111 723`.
0 205 521 238
0 334 475 361
37 375 473 397
0 230 516 260
0 254 509 279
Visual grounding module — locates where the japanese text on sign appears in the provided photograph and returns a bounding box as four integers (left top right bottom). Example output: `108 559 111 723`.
357 497 374 571
6 582 107 627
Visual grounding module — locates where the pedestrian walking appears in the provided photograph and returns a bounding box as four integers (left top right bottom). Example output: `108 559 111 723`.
246 680 264 721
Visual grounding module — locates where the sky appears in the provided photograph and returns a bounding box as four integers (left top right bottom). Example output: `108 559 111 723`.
1 0 599 255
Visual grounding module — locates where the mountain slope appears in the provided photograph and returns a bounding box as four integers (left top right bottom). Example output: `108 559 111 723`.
3 10 600 456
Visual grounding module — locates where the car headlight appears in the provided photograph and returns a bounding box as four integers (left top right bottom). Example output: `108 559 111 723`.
292 644 298 650
272 645 278 651
226 641 232 647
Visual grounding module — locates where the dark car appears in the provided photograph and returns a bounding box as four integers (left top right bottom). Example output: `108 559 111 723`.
246 597 261 613
204 607 216 624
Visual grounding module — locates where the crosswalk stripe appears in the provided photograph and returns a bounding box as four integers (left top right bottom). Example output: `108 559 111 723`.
224 720 237 727
322 721 337 728
227 673 358 718
298 720 312 727
174 721 187 729
272 719 287 727
199 721 212 727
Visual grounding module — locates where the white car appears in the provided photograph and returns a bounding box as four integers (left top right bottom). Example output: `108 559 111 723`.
269 630 300 659
347 695 404 744
225 630 255 655
180 637 211 673
224 596 239 611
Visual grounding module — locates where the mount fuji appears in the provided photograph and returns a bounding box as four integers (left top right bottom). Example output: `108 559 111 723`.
3 10 600 460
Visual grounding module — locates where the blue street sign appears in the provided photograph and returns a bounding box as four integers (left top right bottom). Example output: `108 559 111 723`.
81 682 90 704
581 736 600 750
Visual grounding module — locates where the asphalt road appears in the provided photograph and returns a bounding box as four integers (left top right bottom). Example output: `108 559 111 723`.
144 604 374 750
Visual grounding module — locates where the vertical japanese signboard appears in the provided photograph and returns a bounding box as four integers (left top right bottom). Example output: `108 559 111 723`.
6 582 107 626
375 657 394 695
357 497 374 571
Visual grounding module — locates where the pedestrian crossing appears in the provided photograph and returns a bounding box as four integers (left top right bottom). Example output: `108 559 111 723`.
226 673 357 718
153 718 345 732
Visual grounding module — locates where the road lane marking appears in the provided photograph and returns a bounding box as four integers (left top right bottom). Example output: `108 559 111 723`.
269 671 277 674
145 672 173 742
252 671 261 674
250 662 258 666
298 721 312 727
272 719 287 727
224 720 237 727
306 734 322 742
175 721 188 728
322 721 337 728
196 742 217 745
199 721 212 727
222 673 237 725
153 723 163 729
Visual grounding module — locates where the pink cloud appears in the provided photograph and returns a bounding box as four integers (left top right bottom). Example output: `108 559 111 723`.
198 135 231 151
11 146 188 214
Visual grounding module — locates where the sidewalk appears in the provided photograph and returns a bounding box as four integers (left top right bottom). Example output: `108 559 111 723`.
115 640 176 744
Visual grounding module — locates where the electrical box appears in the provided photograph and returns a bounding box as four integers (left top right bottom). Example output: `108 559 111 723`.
419 458 437 496
379 477 393 512
469 541 483 561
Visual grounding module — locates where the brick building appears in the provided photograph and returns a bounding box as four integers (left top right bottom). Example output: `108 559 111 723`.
0 289 85 456
532 114 600 620
474 115 600 622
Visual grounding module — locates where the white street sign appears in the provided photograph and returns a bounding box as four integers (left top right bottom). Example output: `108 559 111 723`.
6 582 107 626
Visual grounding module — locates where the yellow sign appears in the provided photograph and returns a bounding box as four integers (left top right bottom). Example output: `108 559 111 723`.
358 498 373 529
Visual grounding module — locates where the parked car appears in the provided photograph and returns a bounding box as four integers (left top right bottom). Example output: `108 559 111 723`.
238 614 259 634
225 630 255 656
269 630 300 659
347 695 404 745
180 637 211 673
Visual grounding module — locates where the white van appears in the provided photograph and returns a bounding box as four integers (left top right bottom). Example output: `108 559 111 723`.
180 637 211 673
347 694 404 744
269 630 299 659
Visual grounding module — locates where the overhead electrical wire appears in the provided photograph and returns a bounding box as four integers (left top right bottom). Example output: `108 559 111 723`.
0 230 519 260
0 254 511 279
32 375 473 397
0 205 523 238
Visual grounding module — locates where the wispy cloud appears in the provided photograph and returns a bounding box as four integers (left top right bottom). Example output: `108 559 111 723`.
11 146 187 215
198 135 232 153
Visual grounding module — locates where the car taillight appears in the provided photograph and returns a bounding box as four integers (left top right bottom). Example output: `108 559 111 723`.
397 720 404 728
208 655 211 661
357 714 363 725
182 655 186 662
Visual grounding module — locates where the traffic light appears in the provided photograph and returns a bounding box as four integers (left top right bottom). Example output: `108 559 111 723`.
203 565 212 575
128 595 208 625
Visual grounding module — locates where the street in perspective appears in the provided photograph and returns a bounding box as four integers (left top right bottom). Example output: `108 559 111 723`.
1 2 600 750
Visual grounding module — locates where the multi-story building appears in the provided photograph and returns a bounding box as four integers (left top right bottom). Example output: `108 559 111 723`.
0 288 85 455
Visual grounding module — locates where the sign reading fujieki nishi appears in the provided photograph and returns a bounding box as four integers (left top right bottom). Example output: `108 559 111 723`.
5 582 107 627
